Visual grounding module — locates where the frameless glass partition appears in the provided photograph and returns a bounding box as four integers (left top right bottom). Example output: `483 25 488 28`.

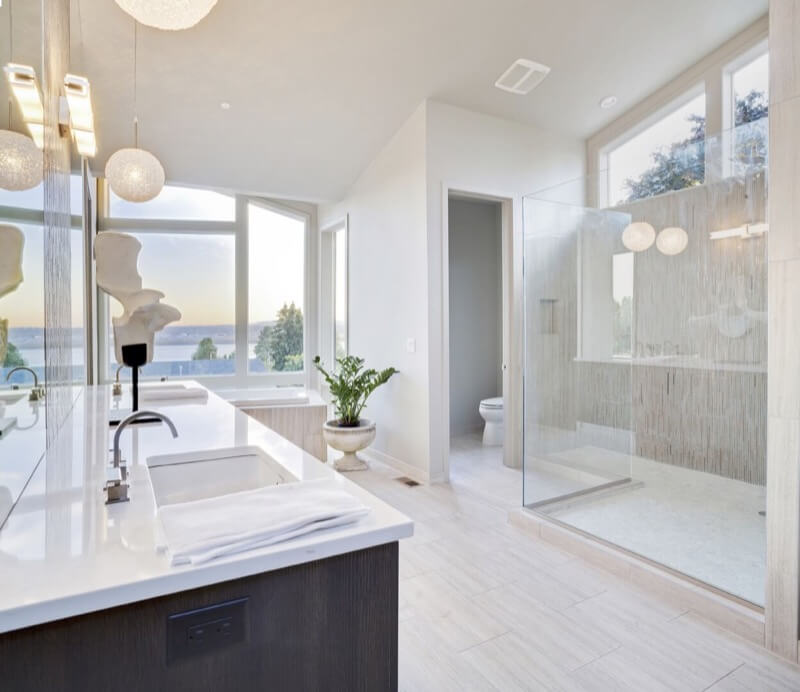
524 121 768 605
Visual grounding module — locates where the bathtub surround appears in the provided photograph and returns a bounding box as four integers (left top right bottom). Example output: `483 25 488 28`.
765 0 800 662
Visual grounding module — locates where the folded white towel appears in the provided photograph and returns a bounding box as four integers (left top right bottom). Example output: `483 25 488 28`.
158 479 370 566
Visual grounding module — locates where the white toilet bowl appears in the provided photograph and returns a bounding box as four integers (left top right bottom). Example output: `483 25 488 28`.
479 397 504 446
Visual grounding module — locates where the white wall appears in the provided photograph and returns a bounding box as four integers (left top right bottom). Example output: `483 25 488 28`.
319 102 430 480
448 197 502 436
320 99 585 481
426 101 585 479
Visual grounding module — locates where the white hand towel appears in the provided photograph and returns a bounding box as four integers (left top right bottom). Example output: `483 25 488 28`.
158 478 370 566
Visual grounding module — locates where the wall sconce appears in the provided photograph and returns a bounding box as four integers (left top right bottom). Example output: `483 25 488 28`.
63 74 97 157
3 63 44 148
709 222 768 241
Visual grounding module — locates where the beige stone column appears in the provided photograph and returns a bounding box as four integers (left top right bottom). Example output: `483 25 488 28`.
766 0 800 662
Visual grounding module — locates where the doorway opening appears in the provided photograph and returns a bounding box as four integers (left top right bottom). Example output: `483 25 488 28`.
446 192 518 507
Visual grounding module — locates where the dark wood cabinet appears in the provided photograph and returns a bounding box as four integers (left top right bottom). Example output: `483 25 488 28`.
1 542 398 692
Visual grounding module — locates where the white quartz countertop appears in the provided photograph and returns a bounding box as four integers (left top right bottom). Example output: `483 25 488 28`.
0 383 413 634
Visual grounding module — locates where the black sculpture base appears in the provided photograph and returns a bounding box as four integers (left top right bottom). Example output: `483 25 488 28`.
108 343 160 427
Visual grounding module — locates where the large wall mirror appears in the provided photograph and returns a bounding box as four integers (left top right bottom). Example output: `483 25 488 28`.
0 0 45 527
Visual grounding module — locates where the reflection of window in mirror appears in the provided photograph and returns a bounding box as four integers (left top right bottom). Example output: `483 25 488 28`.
612 252 633 358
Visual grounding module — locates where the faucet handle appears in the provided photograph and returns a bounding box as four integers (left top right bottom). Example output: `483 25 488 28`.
105 467 129 504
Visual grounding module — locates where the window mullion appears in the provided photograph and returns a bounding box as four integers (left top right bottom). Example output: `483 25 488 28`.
234 195 249 385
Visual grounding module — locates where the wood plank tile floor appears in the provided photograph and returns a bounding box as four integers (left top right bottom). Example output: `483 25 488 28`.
349 441 800 691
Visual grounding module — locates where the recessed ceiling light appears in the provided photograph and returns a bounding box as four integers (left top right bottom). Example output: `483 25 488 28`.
220 101 231 110
599 95 618 109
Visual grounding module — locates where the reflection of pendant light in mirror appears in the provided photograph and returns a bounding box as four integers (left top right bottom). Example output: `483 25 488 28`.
656 226 688 256
0 130 42 190
0 0 43 191
105 20 165 203
114 0 218 31
621 221 655 252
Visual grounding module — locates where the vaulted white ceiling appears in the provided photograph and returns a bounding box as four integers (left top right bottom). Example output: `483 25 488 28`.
69 0 767 201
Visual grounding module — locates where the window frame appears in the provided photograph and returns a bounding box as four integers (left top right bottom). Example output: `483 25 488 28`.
598 82 706 208
721 39 769 179
587 18 769 208
318 216 349 370
96 181 311 389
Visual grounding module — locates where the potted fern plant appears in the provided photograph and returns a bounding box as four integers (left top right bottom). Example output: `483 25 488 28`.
313 355 398 471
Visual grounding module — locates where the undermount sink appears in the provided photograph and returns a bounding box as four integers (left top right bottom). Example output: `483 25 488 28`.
146 446 298 508
0 391 26 405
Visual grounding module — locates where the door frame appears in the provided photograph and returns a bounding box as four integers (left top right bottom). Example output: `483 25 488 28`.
440 184 519 480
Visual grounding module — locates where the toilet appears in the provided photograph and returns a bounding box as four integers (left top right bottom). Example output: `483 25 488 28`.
478 397 504 446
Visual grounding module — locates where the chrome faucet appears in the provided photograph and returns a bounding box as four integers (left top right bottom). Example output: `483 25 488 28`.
5 367 45 402
105 409 179 505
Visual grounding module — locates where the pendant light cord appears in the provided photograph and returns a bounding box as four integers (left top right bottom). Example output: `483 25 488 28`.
7 0 13 130
133 18 139 148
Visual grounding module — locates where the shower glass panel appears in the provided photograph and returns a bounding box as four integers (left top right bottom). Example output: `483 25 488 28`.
523 120 768 606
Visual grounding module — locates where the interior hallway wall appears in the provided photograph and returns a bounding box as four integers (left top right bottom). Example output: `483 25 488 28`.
448 197 502 436
319 103 430 480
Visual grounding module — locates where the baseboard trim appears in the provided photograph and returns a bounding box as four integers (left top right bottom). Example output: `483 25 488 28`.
360 448 431 485
509 508 765 647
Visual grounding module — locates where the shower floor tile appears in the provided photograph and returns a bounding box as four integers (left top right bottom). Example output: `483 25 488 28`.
537 448 766 605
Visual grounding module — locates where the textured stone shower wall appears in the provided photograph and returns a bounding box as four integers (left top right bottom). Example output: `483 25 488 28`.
42 0 73 445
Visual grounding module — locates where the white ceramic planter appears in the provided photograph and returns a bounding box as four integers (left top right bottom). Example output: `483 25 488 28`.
322 419 376 471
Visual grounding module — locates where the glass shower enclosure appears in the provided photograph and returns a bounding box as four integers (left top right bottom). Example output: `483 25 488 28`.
523 121 768 605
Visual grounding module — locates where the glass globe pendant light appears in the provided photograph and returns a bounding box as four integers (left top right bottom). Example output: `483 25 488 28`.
105 21 165 203
114 0 218 31
621 221 656 252
656 226 689 256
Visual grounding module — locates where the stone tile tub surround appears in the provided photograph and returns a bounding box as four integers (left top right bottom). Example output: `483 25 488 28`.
0 382 412 633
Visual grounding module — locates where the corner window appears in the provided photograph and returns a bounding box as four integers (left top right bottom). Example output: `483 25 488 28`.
99 185 308 387
247 202 306 374
607 91 706 206
109 184 235 221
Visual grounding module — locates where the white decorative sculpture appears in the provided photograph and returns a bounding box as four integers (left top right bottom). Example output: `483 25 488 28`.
0 224 25 366
94 231 181 365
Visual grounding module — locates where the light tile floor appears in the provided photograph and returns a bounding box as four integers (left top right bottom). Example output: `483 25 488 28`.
346 434 800 692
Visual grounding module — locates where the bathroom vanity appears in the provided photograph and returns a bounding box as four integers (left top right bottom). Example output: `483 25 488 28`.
0 384 412 691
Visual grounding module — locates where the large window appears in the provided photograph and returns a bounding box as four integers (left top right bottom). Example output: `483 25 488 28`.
247 202 306 374
99 184 308 386
105 232 236 378
607 91 706 206
109 184 236 221
730 49 768 174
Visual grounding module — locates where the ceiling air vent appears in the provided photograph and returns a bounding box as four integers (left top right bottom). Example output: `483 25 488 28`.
494 59 551 95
